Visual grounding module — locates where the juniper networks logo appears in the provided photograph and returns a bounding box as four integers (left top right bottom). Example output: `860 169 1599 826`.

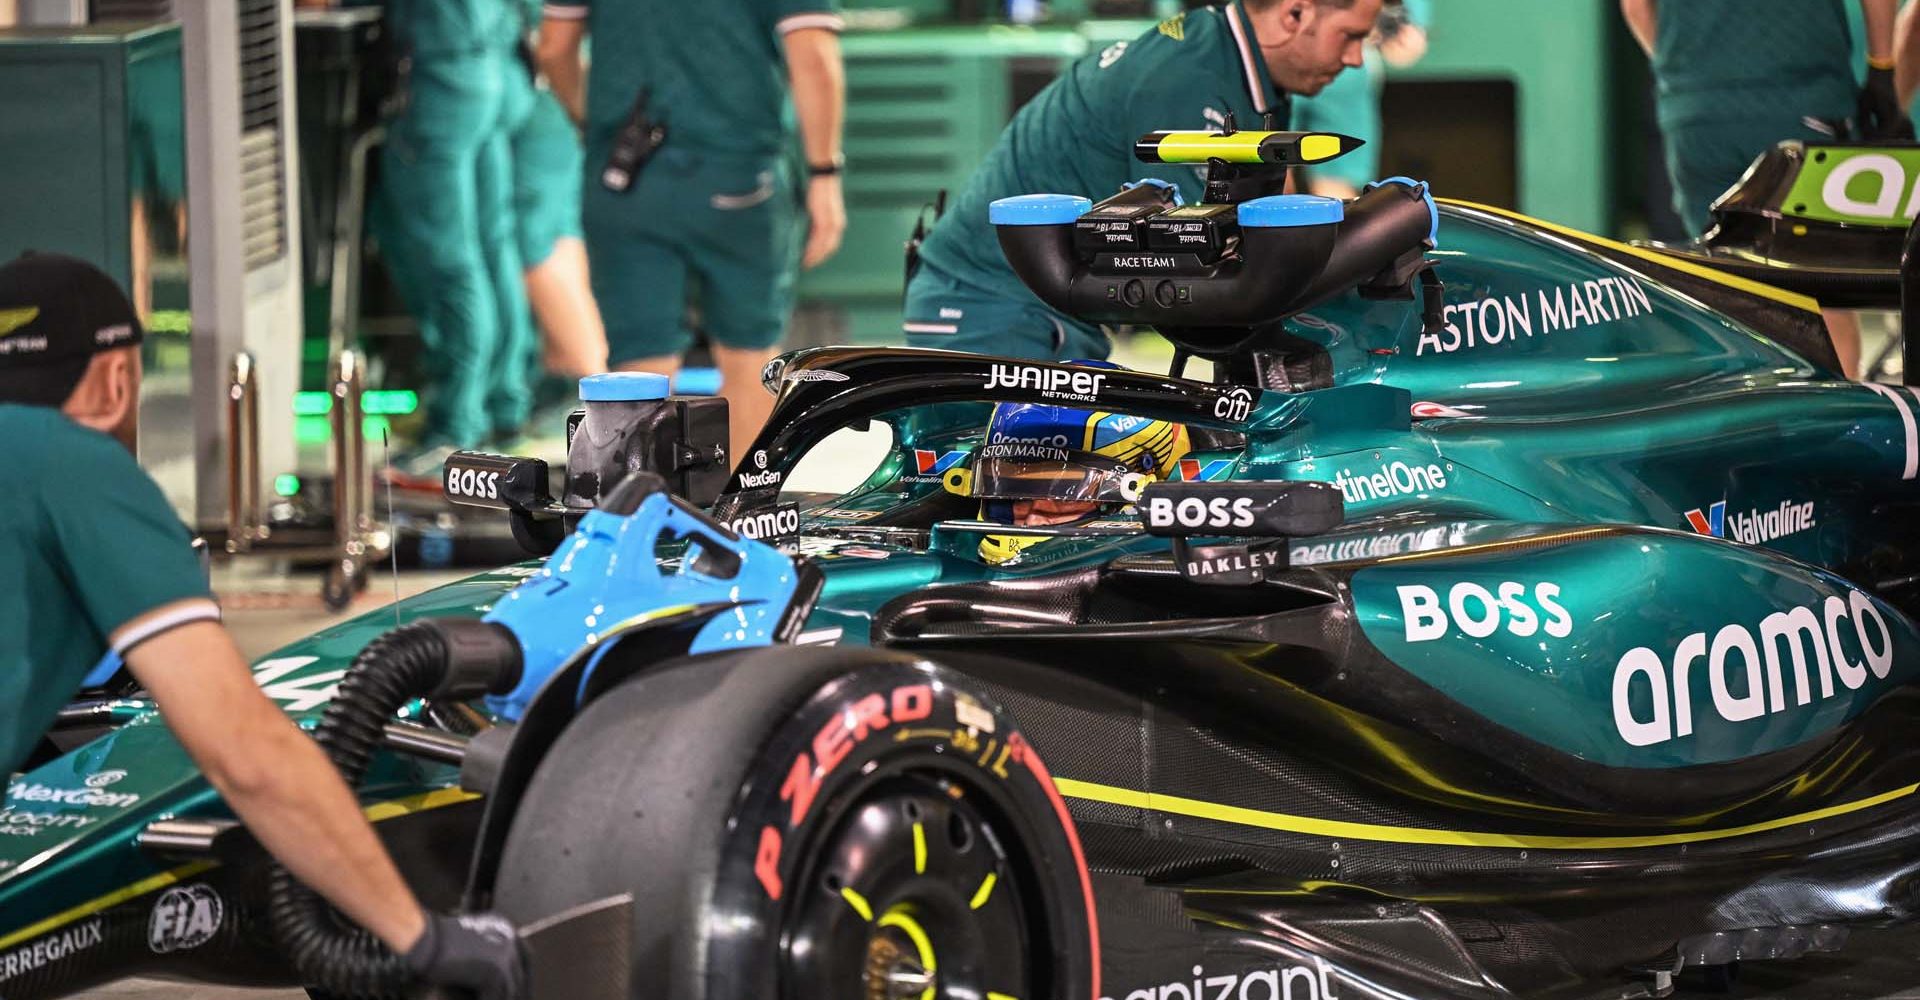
1685 499 1815 545
984 364 1106 402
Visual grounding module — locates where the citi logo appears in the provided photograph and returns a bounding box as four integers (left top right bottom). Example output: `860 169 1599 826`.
1213 387 1254 422
985 364 1107 402
1685 499 1815 545
1612 589 1895 747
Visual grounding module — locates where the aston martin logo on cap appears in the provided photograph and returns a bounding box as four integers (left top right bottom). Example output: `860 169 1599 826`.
0 307 39 338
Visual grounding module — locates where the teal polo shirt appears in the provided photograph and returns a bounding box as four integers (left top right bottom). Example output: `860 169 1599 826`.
914 2 1288 311
0 406 217 773
1652 0 1855 129
542 0 844 159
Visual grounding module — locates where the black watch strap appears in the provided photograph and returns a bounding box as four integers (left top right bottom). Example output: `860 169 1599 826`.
808 157 845 177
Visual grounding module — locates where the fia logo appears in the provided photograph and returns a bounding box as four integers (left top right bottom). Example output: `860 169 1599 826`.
148 885 223 954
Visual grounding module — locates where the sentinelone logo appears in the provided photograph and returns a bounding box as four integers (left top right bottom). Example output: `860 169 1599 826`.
1685 500 1816 545
1332 460 1447 504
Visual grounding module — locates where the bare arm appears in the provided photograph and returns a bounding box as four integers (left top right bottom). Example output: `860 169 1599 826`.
1863 0 1899 63
125 614 425 953
1620 0 1656 58
1900 0 1920 108
784 24 847 269
537 13 589 127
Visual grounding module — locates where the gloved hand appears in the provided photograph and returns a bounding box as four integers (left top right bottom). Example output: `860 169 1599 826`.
1857 64 1915 140
405 911 527 1000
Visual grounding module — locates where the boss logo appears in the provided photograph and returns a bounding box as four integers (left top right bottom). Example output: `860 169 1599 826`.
445 466 501 500
1213 386 1255 423
1145 495 1256 530
1397 581 1573 643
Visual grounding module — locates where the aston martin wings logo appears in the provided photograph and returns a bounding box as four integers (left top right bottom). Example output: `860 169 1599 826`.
0 307 39 337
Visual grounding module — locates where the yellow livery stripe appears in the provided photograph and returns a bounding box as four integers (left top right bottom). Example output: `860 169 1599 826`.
1439 199 1821 315
0 787 481 952
1053 777 1920 850
0 860 217 952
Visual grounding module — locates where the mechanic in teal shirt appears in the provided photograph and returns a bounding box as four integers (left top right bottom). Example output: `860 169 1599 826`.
538 0 848 461
1621 0 1906 380
905 0 1382 363
503 0 606 381
313 0 537 467
1292 0 1431 199
0 254 522 999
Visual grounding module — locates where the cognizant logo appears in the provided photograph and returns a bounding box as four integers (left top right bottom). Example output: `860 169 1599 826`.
1612 589 1894 747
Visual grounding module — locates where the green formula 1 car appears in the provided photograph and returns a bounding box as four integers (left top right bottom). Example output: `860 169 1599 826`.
4 130 1920 1000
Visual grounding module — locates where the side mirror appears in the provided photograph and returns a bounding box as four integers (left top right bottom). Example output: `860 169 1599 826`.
1136 481 1345 585
1139 481 1344 538
443 451 556 512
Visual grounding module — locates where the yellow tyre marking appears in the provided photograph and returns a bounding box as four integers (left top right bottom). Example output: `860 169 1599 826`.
969 871 999 910
913 822 927 875
1052 778 1920 850
839 885 874 922
1439 198 1822 315
877 907 938 1000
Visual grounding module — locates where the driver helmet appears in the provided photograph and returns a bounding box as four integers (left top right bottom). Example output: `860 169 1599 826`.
952 377 1191 564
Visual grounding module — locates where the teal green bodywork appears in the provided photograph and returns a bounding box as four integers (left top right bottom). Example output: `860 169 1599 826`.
6 200 1920 970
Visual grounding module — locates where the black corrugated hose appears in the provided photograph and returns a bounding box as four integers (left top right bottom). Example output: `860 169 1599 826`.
267 618 521 999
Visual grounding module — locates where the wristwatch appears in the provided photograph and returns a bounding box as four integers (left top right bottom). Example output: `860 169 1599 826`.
808 156 845 178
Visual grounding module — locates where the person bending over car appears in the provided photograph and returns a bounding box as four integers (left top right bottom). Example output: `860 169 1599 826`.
957 394 1192 565
0 253 524 1000
1620 0 1907 378
903 0 1383 363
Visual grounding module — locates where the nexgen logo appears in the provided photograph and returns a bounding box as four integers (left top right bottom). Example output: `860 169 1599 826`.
1612 589 1894 747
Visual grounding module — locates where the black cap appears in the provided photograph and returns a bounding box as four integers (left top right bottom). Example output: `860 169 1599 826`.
0 252 144 408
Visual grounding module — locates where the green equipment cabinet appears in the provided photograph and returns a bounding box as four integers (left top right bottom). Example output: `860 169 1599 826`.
0 23 186 313
795 26 1087 344
1377 0 1620 233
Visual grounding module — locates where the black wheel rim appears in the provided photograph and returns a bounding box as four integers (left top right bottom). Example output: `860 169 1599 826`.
782 764 1043 1000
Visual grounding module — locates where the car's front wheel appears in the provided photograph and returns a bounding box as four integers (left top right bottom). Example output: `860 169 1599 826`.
492 646 1100 1000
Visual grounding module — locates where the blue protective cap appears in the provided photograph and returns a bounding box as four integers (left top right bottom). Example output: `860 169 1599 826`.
989 193 1093 226
1370 176 1440 247
673 367 723 396
1237 194 1345 228
579 372 670 402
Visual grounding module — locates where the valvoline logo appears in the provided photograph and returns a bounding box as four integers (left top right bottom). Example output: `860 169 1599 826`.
1175 458 1234 482
1684 501 1725 537
913 450 968 476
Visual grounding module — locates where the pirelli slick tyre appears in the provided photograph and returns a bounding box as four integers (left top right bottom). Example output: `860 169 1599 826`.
491 647 1100 1000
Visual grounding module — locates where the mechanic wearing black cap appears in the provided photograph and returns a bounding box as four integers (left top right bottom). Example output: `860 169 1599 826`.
0 254 524 999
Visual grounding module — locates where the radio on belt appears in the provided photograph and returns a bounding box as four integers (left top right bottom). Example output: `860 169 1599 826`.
1145 204 1239 264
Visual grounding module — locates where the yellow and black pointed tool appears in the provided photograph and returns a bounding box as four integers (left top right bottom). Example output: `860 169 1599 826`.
1134 130 1365 166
